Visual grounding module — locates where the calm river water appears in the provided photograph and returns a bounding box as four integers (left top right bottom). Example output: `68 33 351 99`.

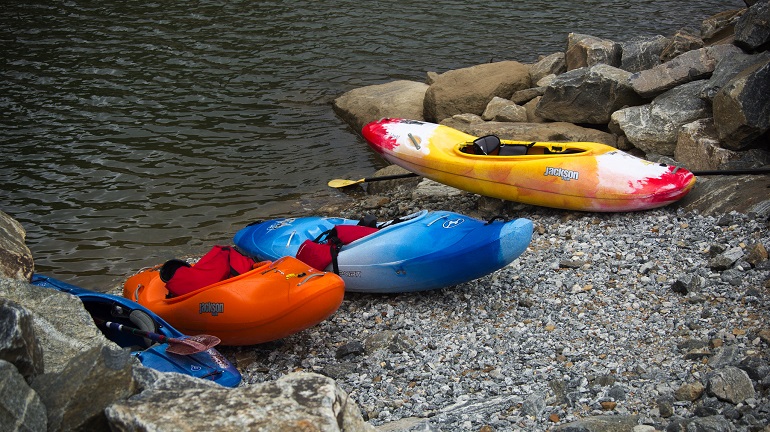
1 0 744 290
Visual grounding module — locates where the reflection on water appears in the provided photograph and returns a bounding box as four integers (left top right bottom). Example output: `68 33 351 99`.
0 0 743 290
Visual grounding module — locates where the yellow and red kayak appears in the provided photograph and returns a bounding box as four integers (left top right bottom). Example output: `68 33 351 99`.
123 257 345 346
362 118 696 212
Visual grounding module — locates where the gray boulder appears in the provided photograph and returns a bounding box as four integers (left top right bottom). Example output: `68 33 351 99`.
535 73 557 87
0 359 47 432
701 48 770 100
709 345 743 369
679 415 737 432
523 96 547 123
610 80 712 155
701 8 746 43
481 97 527 122
366 165 421 196
675 119 743 170
678 174 770 217
0 278 112 374
553 415 639 431
0 210 34 281
0 298 44 380
670 273 707 295
529 52 566 83
105 372 375 432
713 57 770 150
510 87 545 105
707 366 756 404
438 113 485 131
31 345 137 431
619 35 669 73
332 80 428 134
629 45 735 99
708 246 745 270
520 392 546 418
660 28 704 62
536 64 643 124
423 61 530 122
565 33 621 70
734 0 770 51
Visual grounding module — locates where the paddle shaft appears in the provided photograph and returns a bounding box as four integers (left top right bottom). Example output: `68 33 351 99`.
99 319 170 343
692 168 770 176
96 319 221 355
328 172 420 188
362 173 419 182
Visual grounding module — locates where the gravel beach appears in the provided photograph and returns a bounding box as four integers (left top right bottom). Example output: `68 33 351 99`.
223 183 770 431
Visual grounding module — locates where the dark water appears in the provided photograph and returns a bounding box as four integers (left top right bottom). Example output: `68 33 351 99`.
0 0 744 290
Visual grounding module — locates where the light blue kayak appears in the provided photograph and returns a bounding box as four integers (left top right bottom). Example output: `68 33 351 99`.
233 210 533 293
30 274 242 388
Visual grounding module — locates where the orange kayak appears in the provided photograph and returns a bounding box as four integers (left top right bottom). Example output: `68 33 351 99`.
123 257 345 346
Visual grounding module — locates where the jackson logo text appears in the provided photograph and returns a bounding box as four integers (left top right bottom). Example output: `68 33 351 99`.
199 302 224 316
544 167 579 181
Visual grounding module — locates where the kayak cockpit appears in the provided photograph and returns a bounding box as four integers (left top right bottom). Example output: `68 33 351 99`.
458 135 587 157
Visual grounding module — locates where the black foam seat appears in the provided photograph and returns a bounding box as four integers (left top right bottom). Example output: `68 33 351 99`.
473 135 501 155
160 259 191 283
128 309 158 347
498 145 528 156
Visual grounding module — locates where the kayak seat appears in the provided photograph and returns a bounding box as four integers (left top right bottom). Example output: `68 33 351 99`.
498 144 529 156
472 136 531 156
129 309 157 348
473 135 502 155
160 259 191 283
358 214 378 228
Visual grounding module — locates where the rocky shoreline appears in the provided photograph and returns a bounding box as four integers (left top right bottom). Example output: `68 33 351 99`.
2 171 769 431
226 173 770 432
2 2 770 431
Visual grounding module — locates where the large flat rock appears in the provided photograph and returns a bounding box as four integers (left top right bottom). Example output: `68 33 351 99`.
676 173 770 217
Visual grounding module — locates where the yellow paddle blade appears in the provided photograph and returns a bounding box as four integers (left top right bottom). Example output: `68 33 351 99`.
328 172 419 188
327 178 365 188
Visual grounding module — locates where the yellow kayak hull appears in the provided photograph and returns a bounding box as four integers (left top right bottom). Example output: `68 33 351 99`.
362 118 696 212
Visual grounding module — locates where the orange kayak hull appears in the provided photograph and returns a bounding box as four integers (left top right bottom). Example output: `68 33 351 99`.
123 257 345 346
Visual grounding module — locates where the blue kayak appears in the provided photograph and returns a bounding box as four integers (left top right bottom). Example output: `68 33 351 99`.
233 210 533 293
30 274 241 388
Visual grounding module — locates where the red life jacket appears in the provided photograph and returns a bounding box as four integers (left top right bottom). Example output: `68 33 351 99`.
296 225 378 272
163 245 255 296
